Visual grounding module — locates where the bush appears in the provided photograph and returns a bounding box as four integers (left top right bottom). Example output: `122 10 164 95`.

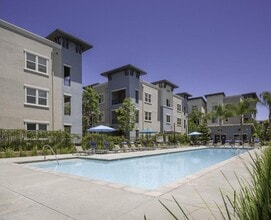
0 129 75 158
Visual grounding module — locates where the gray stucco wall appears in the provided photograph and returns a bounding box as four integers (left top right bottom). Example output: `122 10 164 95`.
62 46 83 135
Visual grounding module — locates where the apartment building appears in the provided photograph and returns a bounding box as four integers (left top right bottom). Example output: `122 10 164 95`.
89 64 188 139
0 19 92 135
187 92 258 143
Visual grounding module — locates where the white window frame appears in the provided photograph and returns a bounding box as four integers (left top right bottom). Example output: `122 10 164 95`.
24 50 49 76
24 85 49 108
177 118 182 127
144 93 152 104
24 120 49 131
166 114 171 124
177 104 182 112
144 111 152 122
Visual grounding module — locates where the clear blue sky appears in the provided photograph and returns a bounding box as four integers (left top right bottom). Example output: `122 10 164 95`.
1 0 270 120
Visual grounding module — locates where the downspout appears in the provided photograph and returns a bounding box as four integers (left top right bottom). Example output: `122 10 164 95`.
51 50 54 131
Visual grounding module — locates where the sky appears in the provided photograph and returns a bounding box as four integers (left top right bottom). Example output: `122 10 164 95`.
1 0 270 120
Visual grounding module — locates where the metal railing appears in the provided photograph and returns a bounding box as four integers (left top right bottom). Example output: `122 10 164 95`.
42 145 59 165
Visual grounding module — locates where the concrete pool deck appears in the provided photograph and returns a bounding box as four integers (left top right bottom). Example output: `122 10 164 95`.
0 147 260 219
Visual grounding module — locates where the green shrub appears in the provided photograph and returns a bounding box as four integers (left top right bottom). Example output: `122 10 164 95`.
5 148 14 158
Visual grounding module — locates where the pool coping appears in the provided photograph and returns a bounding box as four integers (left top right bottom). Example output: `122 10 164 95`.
14 146 251 197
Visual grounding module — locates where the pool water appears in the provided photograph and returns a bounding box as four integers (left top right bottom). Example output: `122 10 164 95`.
29 148 248 190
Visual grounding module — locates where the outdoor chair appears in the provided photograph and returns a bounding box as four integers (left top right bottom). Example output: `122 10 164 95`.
89 141 97 154
74 146 89 156
136 142 146 151
121 142 131 152
129 142 138 151
243 141 250 148
112 143 121 153
224 140 232 148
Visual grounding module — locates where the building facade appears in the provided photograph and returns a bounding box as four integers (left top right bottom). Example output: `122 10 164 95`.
89 65 189 139
188 92 258 143
0 19 92 135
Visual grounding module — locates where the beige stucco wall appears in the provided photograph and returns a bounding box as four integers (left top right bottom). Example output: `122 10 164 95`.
141 82 160 131
0 23 62 130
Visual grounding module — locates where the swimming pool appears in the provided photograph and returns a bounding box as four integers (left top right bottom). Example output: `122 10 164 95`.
28 148 248 190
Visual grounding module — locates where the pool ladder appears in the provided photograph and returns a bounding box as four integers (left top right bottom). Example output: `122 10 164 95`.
42 145 59 165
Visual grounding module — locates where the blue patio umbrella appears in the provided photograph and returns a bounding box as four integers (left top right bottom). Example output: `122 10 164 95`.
87 125 116 133
188 131 202 136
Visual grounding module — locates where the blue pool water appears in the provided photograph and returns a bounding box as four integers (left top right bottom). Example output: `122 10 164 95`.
29 148 247 190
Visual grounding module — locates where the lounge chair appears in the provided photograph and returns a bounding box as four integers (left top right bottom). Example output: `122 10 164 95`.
74 146 89 156
89 141 97 154
129 142 138 151
121 142 131 152
136 142 146 151
243 141 250 148
112 143 121 153
224 140 232 148
254 141 261 148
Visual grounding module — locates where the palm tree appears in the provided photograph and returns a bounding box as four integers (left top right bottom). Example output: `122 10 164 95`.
231 98 257 142
259 91 271 126
211 104 233 143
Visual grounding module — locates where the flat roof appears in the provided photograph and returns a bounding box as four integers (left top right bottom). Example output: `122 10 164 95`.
152 79 179 89
176 92 192 98
0 19 61 49
101 64 147 77
46 29 93 52
205 92 225 98
188 96 206 103
242 92 259 100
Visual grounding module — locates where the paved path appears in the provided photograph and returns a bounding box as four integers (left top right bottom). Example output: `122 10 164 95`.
0 147 259 219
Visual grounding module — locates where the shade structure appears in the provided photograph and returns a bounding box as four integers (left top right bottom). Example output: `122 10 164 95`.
139 128 158 134
87 125 116 133
188 131 202 136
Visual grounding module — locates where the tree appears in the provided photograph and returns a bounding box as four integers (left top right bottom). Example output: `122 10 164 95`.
211 104 233 142
188 109 204 132
82 87 100 135
230 98 257 142
260 91 271 127
188 109 211 144
115 98 136 140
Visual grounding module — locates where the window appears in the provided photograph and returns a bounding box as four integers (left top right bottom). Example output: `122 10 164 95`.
145 111 152 121
177 104 182 112
64 66 71 86
183 106 187 115
25 122 48 131
166 99 170 107
166 115 171 123
112 111 118 124
136 110 139 123
99 94 104 104
25 51 48 74
112 89 126 105
64 125 71 133
177 118 182 127
25 86 48 107
144 93 151 103
135 90 139 104
64 95 71 115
